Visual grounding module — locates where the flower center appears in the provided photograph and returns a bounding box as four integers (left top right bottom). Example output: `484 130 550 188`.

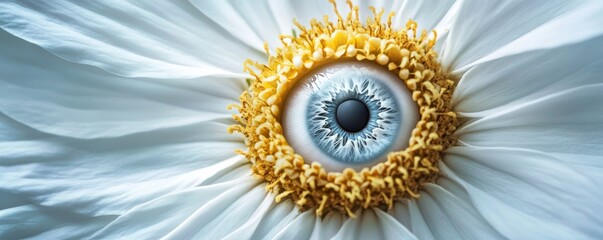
228 0 459 217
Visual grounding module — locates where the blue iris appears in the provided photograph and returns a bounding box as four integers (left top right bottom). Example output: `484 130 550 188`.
306 70 400 164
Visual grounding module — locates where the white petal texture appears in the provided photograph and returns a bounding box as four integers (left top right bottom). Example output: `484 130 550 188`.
1 0 603 239
0 0 262 79
0 36 245 139
441 147 603 239
0 26 249 238
441 0 603 73
407 181 504 240
453 35 603 115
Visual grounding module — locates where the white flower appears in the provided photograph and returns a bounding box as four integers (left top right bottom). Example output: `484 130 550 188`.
1 0 603 239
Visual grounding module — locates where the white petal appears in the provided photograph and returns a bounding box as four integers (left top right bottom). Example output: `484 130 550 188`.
332 210 386 240
408 200 436 240
457 83 603 160
0 205 110 239
393 0 456 31
0 1 261 79
190 0 284 52
454 1 603 73
271 0 455 37
441 0 600 72
548 153 603 186
248 199 299 239
90 177 260 239
271 211 317 240
0 112 42 142
0 57 248 218
201 161 256 186
309 212 344 240
415 192 463 239
0 191 113 239
453 35 603 114
373 209 418 240
391 201 411 230
0 35 252 229
0 29 245 139
0 130 247 216
367 0 459 57
355 0 456 33
281 0 343 32
163 184 271 239
442 146 603 239
265 207 417 240
419 183 504 239
201 0 386 51
193 0 419 52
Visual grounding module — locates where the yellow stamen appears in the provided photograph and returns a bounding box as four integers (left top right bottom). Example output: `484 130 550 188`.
228 0 458 217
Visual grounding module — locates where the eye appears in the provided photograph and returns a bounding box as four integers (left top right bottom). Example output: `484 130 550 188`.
282 61 418 171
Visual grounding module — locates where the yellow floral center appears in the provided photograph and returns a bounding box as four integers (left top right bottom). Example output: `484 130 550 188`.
228 0 458 217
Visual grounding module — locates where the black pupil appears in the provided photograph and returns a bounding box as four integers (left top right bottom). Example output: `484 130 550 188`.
336 99 370 133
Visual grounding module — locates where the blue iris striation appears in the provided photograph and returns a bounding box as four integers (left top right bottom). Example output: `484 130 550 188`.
306 70 400 164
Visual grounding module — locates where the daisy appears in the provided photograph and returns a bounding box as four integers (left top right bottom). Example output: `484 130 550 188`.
1 0 602 239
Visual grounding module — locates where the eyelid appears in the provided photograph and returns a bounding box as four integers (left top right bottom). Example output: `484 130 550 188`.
282 61 418 171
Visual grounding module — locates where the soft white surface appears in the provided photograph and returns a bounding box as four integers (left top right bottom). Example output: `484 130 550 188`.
0 29 248 139
441 0 588 72
453 35 603 115
0 1 261 79
90 177 260 239
442 146 603 239
457 84 603 158
415 182 504 239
